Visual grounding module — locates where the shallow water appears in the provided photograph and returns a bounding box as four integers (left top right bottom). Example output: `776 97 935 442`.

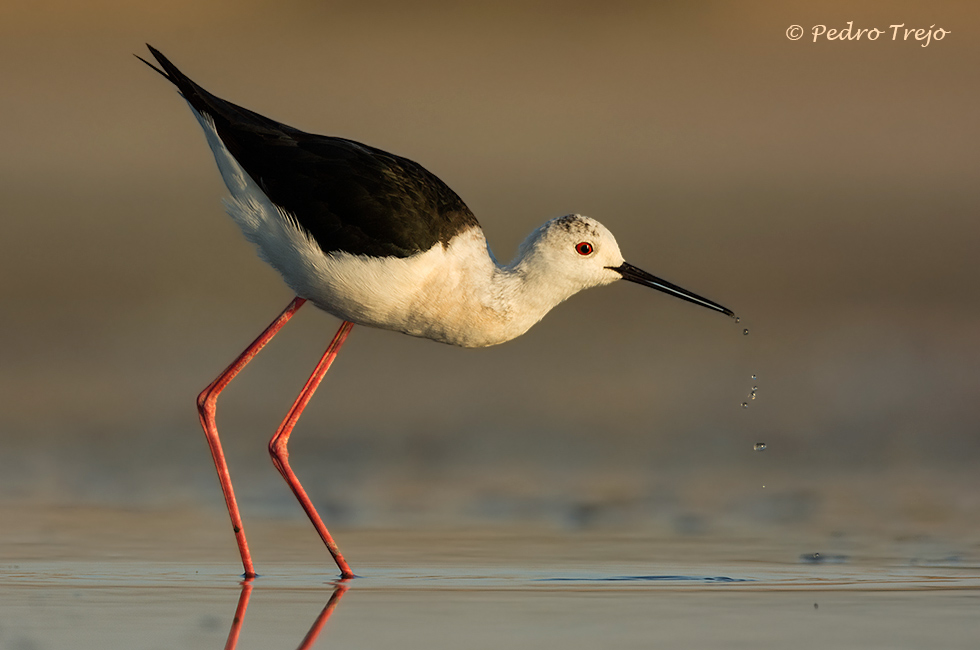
4 561 978 650
3 507 978 650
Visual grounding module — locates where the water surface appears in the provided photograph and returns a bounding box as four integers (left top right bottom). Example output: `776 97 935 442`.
3 506 978 649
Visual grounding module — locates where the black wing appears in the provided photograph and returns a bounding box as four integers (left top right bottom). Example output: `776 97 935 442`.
139 45 480 258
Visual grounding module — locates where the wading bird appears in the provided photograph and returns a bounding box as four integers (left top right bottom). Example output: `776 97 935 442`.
139 45 734 579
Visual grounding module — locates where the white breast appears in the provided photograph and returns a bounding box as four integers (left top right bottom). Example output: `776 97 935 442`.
286 227 533 348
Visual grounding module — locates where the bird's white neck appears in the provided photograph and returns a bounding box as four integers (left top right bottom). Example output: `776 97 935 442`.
400 227 593 348
482 249 593 342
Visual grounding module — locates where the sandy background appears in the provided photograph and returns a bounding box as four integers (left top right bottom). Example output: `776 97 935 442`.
1 1 978 539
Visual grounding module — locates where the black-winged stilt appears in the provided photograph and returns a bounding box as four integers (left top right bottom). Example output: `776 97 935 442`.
139 45 734 579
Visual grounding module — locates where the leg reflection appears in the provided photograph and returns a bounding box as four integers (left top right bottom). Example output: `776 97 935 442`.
222 579 349 650
224 581 253 650
296 581 350 650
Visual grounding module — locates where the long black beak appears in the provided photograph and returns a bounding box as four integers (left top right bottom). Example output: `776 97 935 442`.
608 262 735 318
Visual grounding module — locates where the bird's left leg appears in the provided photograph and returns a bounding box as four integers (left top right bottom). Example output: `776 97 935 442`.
268 320 355 578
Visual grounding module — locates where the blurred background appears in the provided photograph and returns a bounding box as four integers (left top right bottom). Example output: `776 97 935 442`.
2 0 978 541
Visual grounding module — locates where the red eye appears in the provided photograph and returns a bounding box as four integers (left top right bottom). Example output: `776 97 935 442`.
575 242 594 256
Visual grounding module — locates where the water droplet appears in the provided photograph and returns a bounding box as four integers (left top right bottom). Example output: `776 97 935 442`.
752 386 758 392
750 393 756 400
735 316 740 323
742 328 749 336
751 374 757 380
754 442 767 451
741 402 748 409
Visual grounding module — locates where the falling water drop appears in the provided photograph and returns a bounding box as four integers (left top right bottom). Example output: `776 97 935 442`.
751 374 757 380
742 328 749 336
741 402 749 409
754 442 767 451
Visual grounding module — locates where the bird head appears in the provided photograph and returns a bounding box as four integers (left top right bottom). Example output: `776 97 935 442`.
517 214 734 317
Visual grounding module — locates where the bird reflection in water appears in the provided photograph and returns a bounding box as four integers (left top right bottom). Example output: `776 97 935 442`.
222 580 349 650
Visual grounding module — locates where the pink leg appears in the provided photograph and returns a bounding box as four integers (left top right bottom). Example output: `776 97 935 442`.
268 321 355 578
197 297 307 578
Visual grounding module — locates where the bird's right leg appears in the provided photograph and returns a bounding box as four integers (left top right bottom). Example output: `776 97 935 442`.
268 321 355 578
197 296 307 579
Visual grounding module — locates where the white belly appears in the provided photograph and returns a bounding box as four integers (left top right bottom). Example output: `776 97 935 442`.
281 227 524 348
